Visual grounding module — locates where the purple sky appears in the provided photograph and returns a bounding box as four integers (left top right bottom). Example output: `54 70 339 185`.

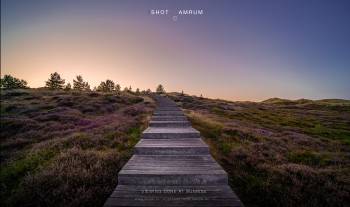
1 0 350 101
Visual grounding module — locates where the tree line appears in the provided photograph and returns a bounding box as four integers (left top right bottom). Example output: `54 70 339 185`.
1 73 166 94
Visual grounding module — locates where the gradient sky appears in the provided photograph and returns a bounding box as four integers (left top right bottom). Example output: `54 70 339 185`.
1 0 350 101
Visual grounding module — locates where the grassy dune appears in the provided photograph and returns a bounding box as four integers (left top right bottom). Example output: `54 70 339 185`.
0 89 155 207
1 89 349 207
168 93 350 207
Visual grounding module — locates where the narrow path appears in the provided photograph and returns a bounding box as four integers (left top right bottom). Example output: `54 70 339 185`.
104 96 243 206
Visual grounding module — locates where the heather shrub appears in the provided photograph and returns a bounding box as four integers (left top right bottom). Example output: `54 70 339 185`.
12 148 125 207
168 93 350 207
0 89 155 207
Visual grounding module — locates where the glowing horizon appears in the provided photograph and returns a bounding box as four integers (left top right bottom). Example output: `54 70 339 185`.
1 0 350 101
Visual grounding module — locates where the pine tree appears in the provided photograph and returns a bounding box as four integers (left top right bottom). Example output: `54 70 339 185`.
84 82 91 91
156 84 165 94
64 83 72 91
105 80 115 92
0 75 28 89
73 75 90 91
97 82 106 92
97 79 114 92
45 72 65 90
115 84 121 93
136 88 140 95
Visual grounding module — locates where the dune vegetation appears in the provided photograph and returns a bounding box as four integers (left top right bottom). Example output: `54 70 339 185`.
168 93 350 207
1 85 349 207
0 89 155 207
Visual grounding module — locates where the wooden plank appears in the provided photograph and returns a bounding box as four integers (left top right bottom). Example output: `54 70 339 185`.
104 96 243 206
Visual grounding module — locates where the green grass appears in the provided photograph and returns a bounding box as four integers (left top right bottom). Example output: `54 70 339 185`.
0 149 57 203
287 151 331 166
218 142 237 155
307 124 350 144
127 127 142 144
208 105 350 145
186 111 223 139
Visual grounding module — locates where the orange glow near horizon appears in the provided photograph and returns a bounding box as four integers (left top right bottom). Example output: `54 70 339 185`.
1 14 264 101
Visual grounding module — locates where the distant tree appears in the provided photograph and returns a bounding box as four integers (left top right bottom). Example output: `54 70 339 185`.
105 80 115 92
135 88 140 95
129 86 132 92
156 84 165 94
146 89 152 94
73 75 90 91
97 79 115 92
123 87 129 92
45 72 65 90
115 84 121 93
64 83 72 91
85 84 91 91
97 82 106 92
181 90 184 96
97 83 104 91
0 75 28 89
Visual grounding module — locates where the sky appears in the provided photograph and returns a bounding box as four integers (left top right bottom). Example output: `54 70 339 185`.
1 0 350 101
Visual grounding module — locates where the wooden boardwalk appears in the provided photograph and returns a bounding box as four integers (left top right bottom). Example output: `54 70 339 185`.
104 96 243 206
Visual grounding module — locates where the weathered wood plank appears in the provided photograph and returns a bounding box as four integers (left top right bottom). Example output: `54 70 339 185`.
104 96 243 207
